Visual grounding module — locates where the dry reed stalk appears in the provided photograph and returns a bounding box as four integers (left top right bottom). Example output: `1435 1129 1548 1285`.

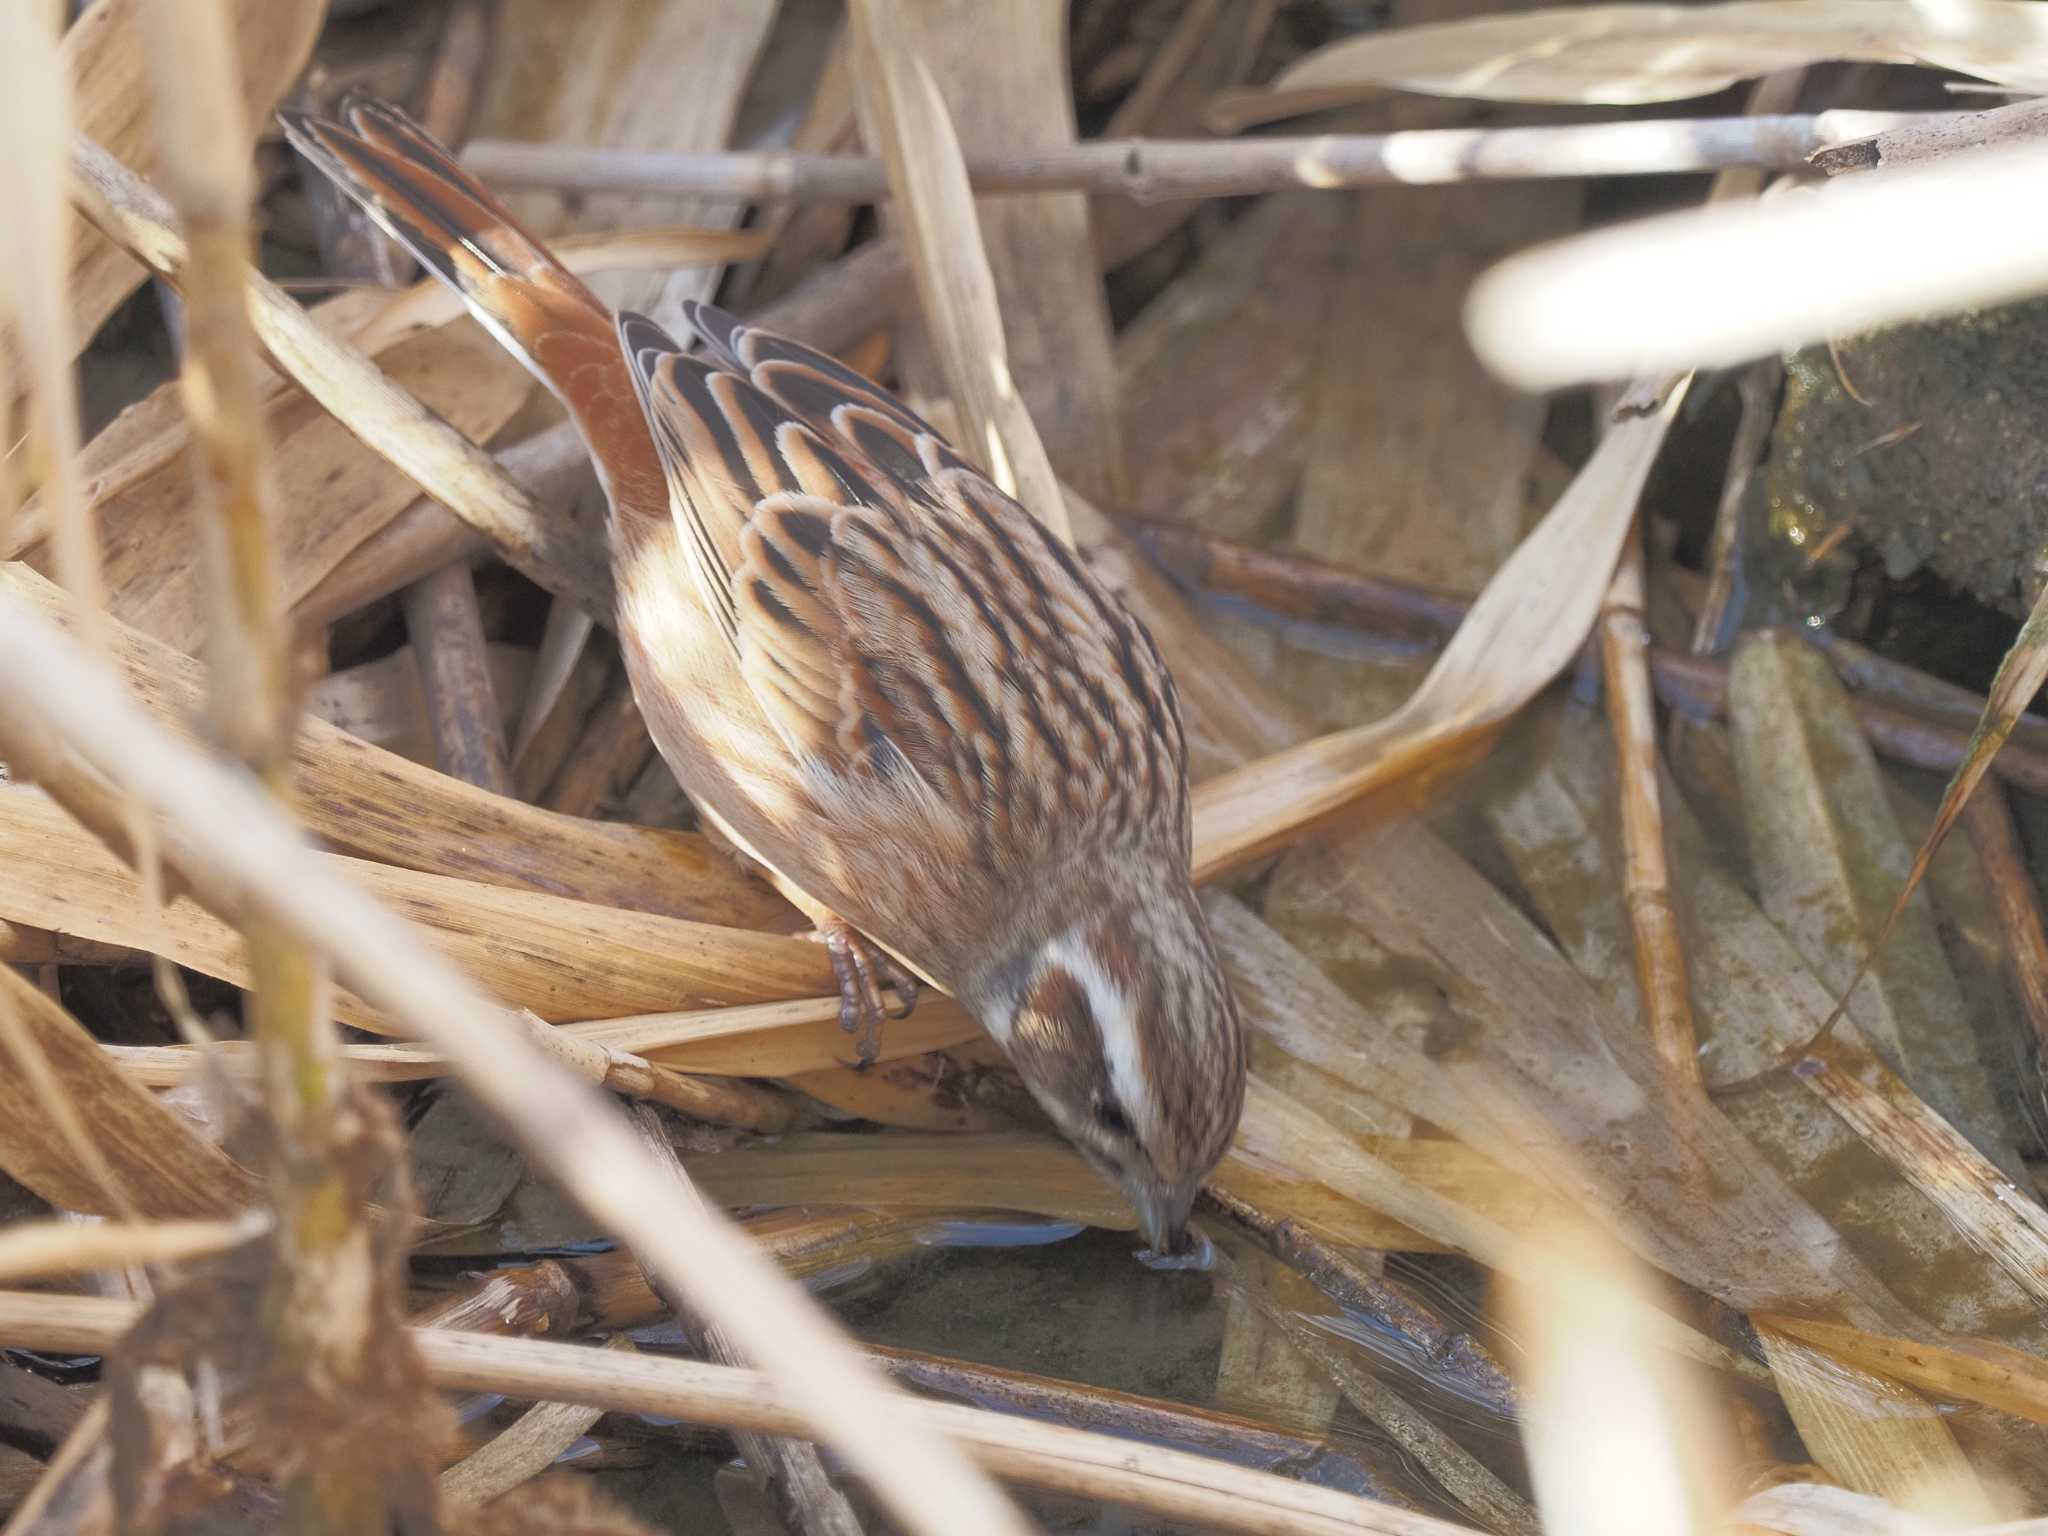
140 4 429 1526
1758 1314 2048 1428
1961 783 2048 1055
1091 0 1279 266
846 0 1072 541
865 0 1126 507
439 1336 627 1506
628 1105 865 1536
1600 528 1703 1089
462 112 1948 202
538 675 646 817
1214 1237 1539 1536
310 641 532 760
1128 519 2048 796
0 1216 261 1285
0 599 1031 1536
1239 1078 1747 1376
0 1290 1493 1536
3 563 788 927
402 562 513 794
107 993 978 1089
1191 378 1687 880
785 1055 1015 1133
1200 1182 1520 1421
1784 1034 2048 1307
1814 93 2048 175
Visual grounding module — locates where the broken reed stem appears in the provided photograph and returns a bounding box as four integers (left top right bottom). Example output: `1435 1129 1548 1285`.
1598 529 1703 1090
0 1291 1486 1536
462 111 1942 203
1684 356 1778 666
1962 781 2048 1057
1812 93 2048 176
402 561 513 794
1127 518 2048 797
629 1105 866 1536
1200 1183 1520 1422
0 599 1032 1536
139 6 401 1531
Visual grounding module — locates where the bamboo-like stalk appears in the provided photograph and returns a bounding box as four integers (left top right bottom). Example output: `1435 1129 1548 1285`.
1599 529 1703 1088
0 1290 1490 1536
461 111 1942 202
1961 780 2048 1056
0 598 1032 1536
139 6 411 1531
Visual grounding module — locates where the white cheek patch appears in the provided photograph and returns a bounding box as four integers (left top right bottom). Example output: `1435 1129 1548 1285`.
1038 930 1155 1148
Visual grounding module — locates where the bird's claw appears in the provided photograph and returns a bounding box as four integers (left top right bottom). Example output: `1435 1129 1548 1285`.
815 920 919 1068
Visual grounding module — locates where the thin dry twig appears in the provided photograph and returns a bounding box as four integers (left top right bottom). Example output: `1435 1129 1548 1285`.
0 594 1032 1536
0 1216 262 1285
0 1290 1489 1536
1600 529 1702 1090
462 111 1943 201
1813 92 2048 175
1962 782 2048 1056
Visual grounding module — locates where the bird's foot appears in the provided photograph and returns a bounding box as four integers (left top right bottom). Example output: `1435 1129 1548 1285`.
806 918 919 1067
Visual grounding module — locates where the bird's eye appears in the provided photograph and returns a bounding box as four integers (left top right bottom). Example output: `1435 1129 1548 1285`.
1093 1096 1132 1138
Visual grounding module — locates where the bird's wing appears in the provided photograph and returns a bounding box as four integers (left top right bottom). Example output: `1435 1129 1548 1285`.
626 303 1190 866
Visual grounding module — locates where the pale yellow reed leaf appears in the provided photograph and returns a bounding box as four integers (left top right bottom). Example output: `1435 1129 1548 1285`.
0 1214 262 1283
847 0 1071 544
1758 1327 1997 1523
1191 378 1687 879
1757 1313 2048 1428
1272 1 2048 109
0 581 1033 1536
1466 139 2048 389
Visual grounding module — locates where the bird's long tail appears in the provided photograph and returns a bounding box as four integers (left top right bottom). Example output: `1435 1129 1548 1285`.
280 93 669 508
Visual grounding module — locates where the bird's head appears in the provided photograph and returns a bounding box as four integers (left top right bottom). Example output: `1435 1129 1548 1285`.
969 878 1246 1257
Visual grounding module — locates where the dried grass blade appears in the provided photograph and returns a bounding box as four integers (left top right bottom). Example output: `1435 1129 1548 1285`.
1191 378 1687 880
1757 1326 1997 1521
847 0 1071 543
1794 607 2048 1053
0 596 1032 1536
1756 1314 2048 1427
1263 0 2048 112
0 965 252 1218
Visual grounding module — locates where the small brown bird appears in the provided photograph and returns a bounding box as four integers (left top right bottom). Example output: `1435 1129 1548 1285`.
282 97 1246 1254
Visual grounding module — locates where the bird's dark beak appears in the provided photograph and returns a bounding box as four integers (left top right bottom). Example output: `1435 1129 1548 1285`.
1133 1183 1205 1268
